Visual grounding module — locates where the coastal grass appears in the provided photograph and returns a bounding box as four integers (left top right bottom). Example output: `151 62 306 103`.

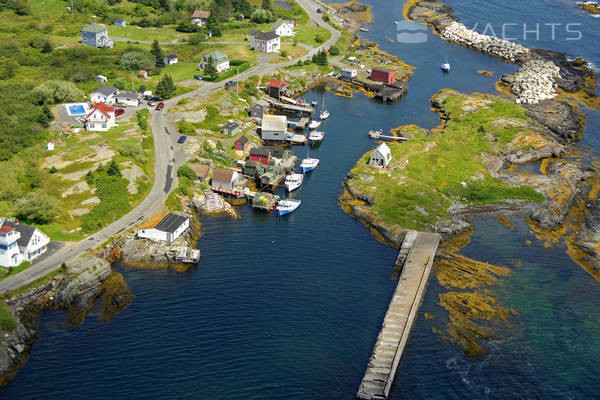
349 89 545 230
0 262 31 282
1 269 63 300
0 299 17 331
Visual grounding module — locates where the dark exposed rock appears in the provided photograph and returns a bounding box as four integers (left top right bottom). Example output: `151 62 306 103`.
523 99 584 141
531 48 595 93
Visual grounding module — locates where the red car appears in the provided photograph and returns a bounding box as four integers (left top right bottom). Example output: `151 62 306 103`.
115 108 125 116
155 102 165 110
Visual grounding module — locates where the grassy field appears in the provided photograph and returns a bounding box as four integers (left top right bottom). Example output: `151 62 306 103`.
348 89 545 230
283 25 331 47
110 25 184 42
268 44 308 64
0 262 31 281
0 299 17 331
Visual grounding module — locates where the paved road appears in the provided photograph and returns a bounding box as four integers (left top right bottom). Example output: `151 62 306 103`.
0 0 339 293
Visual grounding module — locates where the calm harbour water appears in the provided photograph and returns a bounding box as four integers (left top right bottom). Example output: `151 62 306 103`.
2 0 600 398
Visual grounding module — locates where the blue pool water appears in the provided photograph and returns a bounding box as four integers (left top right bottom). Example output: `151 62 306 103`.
68 104 86 115
276 1 292 9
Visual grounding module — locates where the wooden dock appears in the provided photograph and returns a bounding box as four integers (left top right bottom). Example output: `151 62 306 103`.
263 96 314 115
369 130 408 142
357 231 441 400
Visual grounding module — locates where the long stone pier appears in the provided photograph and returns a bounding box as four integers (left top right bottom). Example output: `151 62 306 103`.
357 231 441 399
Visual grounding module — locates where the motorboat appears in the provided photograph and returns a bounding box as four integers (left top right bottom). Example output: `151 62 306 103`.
309 130 324 144
276 198 301 216
308 120 321 130
285 173 303 192
301 157 319 173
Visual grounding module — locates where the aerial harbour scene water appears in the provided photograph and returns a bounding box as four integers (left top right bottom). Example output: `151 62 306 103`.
0 0 599 398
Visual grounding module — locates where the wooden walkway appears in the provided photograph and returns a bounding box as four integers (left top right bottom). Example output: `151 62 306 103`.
357 231 441 400
262 96 314 114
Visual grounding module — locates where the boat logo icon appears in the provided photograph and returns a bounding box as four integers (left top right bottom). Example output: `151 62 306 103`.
395 20 428 43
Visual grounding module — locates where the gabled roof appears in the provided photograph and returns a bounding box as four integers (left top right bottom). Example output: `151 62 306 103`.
372 143 391 160
371 67 393 74
262 146 288 158
223 121 240 131
272 19 293 30
188 163 210 178
88 102 114 119
268 78 288 88
2 221 39 248
248 29 261 37
154 213 188 233
254 31 279 41
114 19 125 23
92 85 118 96
115 91 140 99
203 50 229 64
192 10 210 19
0 226 15 234
261 114 287 131
165 54 178 60
212 168 237 183
82 23 107 33
250 147 271 157
235 135 248 145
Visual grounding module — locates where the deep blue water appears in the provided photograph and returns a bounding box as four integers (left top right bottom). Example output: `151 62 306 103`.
2 0 600 398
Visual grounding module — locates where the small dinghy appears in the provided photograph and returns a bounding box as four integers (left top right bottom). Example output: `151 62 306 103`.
308 120 321 130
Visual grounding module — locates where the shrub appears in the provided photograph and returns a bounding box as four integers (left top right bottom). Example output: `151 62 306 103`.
177 165 197 180
329 45 340 56
14 192 59 225
177 120 195 133
106 159 122 177
119 50 154 71
31 80 84 105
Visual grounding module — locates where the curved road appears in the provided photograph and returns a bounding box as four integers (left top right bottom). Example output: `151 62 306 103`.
0 0 339 293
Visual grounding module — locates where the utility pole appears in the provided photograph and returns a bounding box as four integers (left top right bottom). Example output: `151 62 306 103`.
131 73 134 91
112 213 115 243
236 67 239 97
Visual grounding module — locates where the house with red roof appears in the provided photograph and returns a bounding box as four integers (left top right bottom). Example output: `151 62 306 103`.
85 102 115 131
268 78 289 99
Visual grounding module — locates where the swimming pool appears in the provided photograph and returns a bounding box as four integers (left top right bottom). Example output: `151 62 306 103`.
65 103 89 116
69 105 85 115
275 1 291 8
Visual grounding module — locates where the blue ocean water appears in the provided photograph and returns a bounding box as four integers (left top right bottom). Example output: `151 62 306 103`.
2 0 600 398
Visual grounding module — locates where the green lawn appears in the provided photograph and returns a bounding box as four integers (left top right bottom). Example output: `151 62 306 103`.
283 25 331 47
0 262 31 281
0 299 17 331
110 25 185 42
348 89 545 230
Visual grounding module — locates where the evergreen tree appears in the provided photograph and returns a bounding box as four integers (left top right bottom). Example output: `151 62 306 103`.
156 75 177 98
232 0 252 16
203 56 218 81
42 105 54 121
41 40 53 54
151 40 165 68
38 111 49 127
85 170 95 185
206 15 222 37
107 159 122 177
262 0 272 11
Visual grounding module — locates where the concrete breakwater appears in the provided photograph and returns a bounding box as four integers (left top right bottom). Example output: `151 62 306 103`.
512 59 561 104
441 21 530 63
357 231 441 399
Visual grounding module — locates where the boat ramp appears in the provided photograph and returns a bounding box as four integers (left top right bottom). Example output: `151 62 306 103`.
356 231 441 400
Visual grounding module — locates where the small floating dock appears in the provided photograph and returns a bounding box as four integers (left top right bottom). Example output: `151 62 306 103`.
288 117 310 130
357 231 441 400
368 130 408 141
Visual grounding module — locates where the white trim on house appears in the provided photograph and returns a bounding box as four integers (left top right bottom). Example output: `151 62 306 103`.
369 143 392 167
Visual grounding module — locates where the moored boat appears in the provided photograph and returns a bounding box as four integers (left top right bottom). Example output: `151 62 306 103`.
276 198 301 216
285 173 304 192
441 57 451 72
309 130 324 144
319 92 329 120
308 120 321 130
301 157 319 173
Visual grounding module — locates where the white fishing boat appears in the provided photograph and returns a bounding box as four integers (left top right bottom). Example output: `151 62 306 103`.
441 57 451 72
309 130 324 144
301 157 319 173
276 198 301 216
319 92 329 120
308 120 321 130
285 173 304 192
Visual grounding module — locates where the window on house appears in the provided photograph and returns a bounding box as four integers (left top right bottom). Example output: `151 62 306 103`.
102 124 107 128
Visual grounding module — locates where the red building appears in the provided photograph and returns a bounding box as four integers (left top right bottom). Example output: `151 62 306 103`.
249 147 271 165
268 78 289 99
370 67 396 84
234 135 249 152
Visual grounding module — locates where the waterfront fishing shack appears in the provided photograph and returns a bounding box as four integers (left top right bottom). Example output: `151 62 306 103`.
252 192 280 212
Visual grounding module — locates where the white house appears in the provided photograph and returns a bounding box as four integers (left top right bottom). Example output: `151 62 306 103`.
114 19 126 27
137 213 189 243
90 85 118 104
341 68 357 79
81 23 113 48
46 141 54 151
369 143 392 167
253 31 280 53
248 30 260 47
200 50 229 73
94 75 108 83
115 91 141 107
85 102 116 131
211 168 240 190
261 115 288 141
272 19 294 37
164 54 178 65
191 10 210 26
2 220 50 263
0 224 22 267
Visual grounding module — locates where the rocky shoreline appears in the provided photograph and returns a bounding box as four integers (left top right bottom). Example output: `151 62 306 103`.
0 256 131 385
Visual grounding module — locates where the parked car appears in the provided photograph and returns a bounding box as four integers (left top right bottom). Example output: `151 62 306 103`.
156 102 165 110
225 80 238 87
147 101 156 106
178 135 187 143
316 7 322 13
115 108 125 116
194 74 203 80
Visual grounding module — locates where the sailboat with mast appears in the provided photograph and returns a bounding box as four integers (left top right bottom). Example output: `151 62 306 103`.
319 91 329 120
441 56 451 72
